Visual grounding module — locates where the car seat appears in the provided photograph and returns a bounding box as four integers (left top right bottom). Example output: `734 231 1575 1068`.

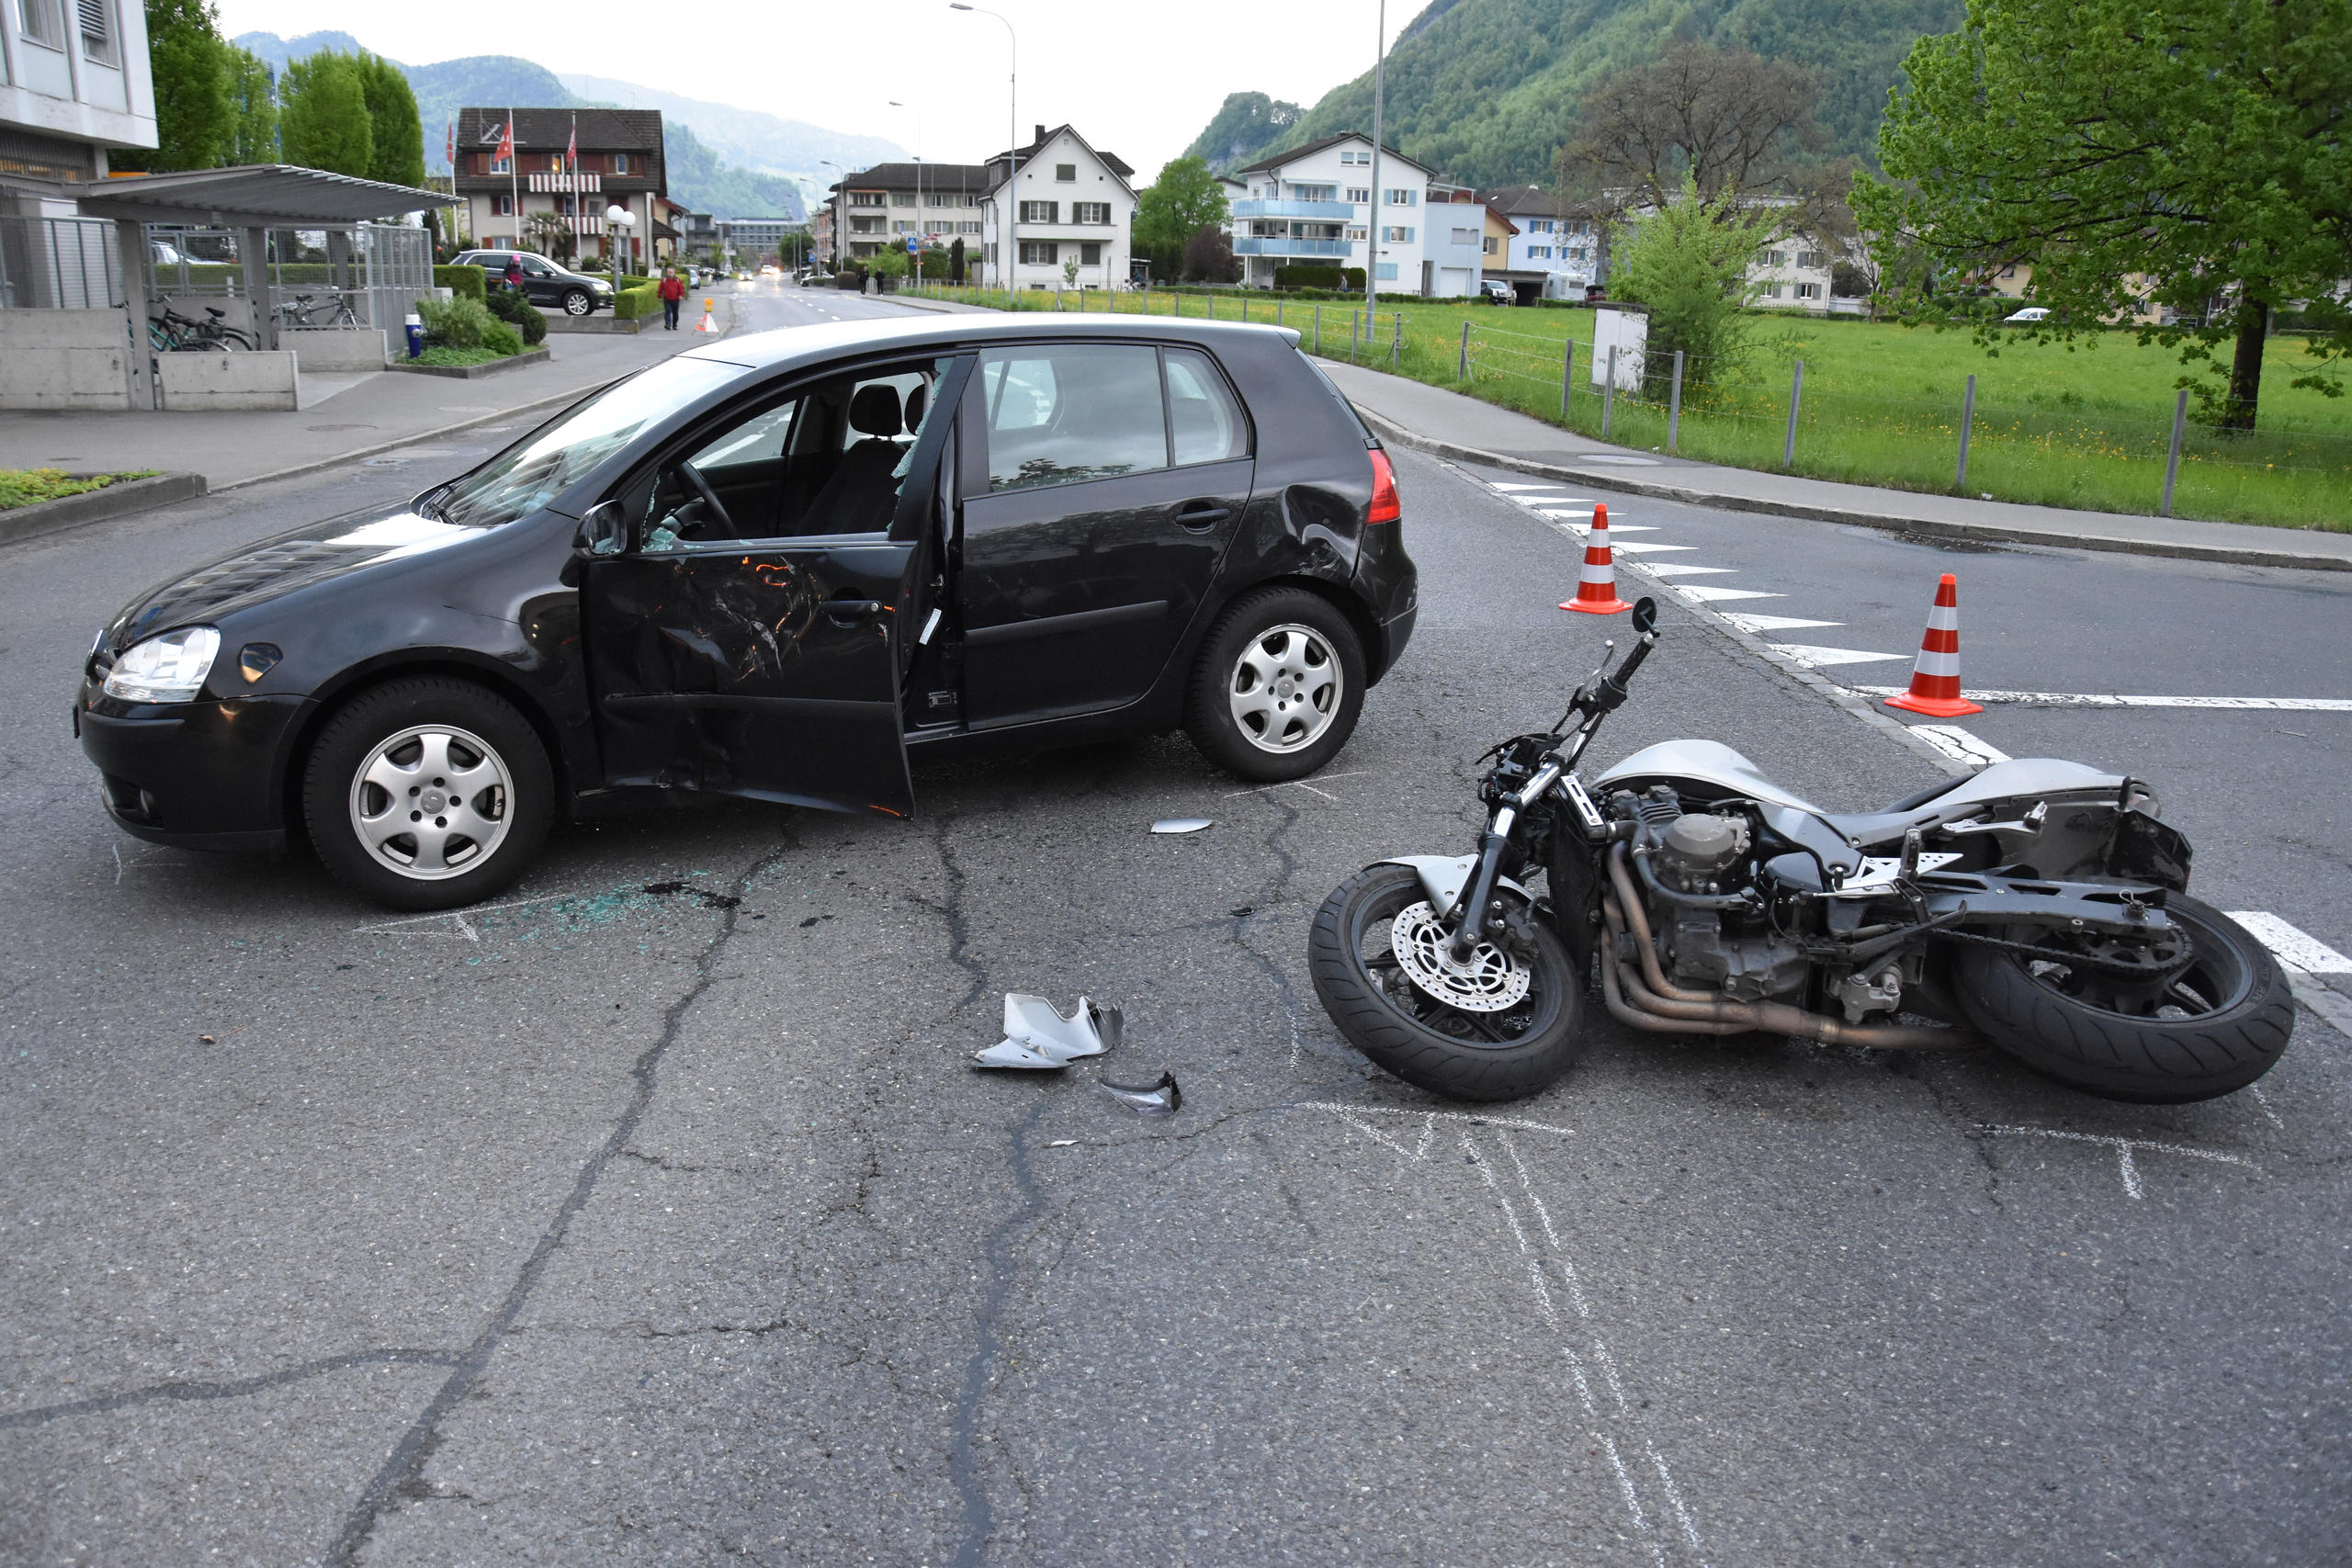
798 384 908 536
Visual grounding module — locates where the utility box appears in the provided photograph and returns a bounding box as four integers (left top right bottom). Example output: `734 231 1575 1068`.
1589 309 1648 390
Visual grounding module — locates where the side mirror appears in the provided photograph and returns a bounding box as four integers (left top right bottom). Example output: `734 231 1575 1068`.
1630 596 1657 635
574 500 628 558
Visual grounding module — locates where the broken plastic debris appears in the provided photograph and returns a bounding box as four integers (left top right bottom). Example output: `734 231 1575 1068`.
1151 818 1214 835
971 993 1123 1070
1046 1139 1079 1148
1098 1071 1182 1115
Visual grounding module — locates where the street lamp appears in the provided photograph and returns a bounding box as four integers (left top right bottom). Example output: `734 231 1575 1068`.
888 100 924 270
605 202 635 297
949 3 1015 291
820 158 843 271
1367 0 1385 314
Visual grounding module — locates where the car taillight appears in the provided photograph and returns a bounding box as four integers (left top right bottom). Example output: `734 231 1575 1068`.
1367 447 1401 524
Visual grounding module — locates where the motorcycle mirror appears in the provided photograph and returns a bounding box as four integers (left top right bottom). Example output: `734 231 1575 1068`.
1630 597 1657 636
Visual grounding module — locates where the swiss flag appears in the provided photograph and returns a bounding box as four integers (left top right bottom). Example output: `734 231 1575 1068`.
566 117 577 174
494 121 514 164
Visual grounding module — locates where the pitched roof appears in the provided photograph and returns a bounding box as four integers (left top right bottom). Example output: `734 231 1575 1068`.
979 125 1136 198
1479 185 1611 220
456 107 665 153
1235 131 1433 177
831 162 994 193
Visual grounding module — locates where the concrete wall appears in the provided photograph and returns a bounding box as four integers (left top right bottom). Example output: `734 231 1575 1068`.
286 330 389 372
0 308 132 410
157 350 299 411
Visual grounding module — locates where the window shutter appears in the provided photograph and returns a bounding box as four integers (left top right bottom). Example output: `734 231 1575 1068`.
76 0 110 57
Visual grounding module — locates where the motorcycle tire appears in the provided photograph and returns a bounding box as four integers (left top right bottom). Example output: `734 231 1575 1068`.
1952 894 2294 1104
1308 863 1586 1102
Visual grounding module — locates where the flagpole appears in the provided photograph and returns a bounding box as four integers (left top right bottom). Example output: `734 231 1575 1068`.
507 103 519 248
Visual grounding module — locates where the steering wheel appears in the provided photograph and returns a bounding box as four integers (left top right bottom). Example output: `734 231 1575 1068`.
674 460 735 537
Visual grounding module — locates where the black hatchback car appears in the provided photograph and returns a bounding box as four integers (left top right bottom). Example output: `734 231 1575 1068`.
449 248 616 316
77 316 1419 909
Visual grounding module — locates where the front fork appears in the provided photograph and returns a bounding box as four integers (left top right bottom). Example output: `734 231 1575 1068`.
1446 767 1610 961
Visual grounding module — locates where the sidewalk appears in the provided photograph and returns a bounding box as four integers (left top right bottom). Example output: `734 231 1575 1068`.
0 293 738 492
1316 358 2352 573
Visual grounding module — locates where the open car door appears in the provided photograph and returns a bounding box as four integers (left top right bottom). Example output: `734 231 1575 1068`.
581 354 971 818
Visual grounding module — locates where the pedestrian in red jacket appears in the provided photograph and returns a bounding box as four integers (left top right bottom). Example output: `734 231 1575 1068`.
658 266 685 331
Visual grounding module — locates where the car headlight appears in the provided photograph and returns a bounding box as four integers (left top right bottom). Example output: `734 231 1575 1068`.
103 626 220 703
593 279 614 293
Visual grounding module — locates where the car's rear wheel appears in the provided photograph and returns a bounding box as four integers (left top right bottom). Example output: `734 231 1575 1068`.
304 678 552 910
562 288 592 316
1185 586 1365 783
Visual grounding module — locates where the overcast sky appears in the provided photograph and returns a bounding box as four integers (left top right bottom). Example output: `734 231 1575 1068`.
210 0 1419 180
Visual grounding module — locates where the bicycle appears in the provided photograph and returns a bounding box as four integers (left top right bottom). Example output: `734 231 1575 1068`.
148 304 255 352
273 291 358 329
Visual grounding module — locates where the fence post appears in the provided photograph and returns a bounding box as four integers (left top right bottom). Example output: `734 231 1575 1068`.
1240 295 1248 323
1351 311 1360 362
1392 312 1401 367
2162 389 2188 516
1956 373 1976 491
1276 299 1283 330
1314 302 1321 354
1782 358 1804 468
1602 344 1617 438
1560 335 1573 420
1668 351 1684 453
1458 318 1471 381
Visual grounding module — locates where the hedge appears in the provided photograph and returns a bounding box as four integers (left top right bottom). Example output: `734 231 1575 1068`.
1274 265 1366 290
435 265 485 302
612 283 661 320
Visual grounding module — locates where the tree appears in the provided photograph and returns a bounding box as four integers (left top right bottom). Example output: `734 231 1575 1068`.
949 236 967 283
117 0 233 172
1611 174 1781 390
1135 156 1231 280
1182 223 1240 285
278 52 373 177
226 47 277 164
525 209 575 265
357 52 424 187
1858 0 2352 429
1561 44 1826 214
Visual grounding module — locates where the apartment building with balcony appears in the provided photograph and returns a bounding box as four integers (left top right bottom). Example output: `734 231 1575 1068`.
0 0 156 216
454 107 665 267
1228 133 1475 297
976 124 1133 290
826 160 990 266
1479 185 1605 302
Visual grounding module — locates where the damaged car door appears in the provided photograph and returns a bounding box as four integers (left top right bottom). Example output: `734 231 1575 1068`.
580 355 971 818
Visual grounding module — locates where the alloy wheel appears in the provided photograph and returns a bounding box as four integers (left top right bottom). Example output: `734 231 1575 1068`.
347 724 514 881
1227 623 1341 754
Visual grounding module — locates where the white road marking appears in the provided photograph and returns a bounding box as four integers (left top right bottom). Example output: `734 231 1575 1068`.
1305 1101 1577 1140
1642 565 1739 577
1979 1124 2257 1199
1597 1433 1667 1566
1853 686 2352 712
1721 613 1841 633
1490 483 1586 495
1222 769 1373 798
1607 541 1695 554
2225 912 2352 974
2246 1083 2287 1131
1769 643 1908 668
1674 585 1784 603
1906 725 2011 767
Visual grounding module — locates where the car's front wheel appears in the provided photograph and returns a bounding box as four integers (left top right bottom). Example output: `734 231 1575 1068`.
1185 585 1366 782
562 288 593 316
303 678 552 910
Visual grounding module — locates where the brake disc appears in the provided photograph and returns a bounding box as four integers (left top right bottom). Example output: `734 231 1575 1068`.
1389 900 1532 1014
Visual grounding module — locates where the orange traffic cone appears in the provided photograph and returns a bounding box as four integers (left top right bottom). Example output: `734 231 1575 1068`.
695 299 718 333
1883 572 1984 716
1560 502 1632 615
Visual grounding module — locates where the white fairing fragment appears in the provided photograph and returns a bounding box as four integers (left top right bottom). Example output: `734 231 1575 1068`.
973 993 1125 1069
1379 854 1535 917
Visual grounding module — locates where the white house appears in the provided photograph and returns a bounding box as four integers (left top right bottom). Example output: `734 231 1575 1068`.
0 0 157 216
1479 185 1604 302
1747 237 1837 310
979 124 1135 290
1228 132 1476 297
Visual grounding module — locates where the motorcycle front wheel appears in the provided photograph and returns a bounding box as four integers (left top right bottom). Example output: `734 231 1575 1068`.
1308 863 1586 1102
1952 893 2294 1103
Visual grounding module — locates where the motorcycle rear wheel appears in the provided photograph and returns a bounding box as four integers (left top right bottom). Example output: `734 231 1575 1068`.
1952 894 2293 1103
1308 863 1586 1102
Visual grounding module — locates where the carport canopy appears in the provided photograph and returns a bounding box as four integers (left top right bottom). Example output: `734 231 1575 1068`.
73 164 452 227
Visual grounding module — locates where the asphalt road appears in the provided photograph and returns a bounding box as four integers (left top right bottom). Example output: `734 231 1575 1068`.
2 288 2346 1568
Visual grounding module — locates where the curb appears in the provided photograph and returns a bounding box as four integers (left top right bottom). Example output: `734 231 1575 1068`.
388 346 556 379
0 472 207 547
1353 407 2352 575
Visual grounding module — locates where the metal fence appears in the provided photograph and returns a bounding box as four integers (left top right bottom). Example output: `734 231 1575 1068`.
0 215 124 310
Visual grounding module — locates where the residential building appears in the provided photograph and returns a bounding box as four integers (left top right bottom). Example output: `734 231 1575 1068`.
824 160 989 266
978 125 1133 290
453 107 666 269
1478 202 1518 284
1479 186 1604 302
1229 132 1476 297
0 0 157 215
1748 236 1836 311
719 216 803 268
808 199 834 265
669 206 719 264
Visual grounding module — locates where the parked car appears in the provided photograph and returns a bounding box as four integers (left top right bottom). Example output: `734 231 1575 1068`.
75 317 1420 909
448 249 615 316
1476 279 1513 305
2004 306 2051 323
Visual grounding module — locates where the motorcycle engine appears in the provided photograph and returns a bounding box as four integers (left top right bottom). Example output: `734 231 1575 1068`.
1627 791 1805 1001
1656 812 1750 896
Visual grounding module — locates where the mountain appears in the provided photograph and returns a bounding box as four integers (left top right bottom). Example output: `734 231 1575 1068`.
231 33 875 219
1193 0 1962 189
557 74 900 205
1184 93 1307 175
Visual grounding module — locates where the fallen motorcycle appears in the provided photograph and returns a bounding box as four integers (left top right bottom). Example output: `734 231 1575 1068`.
1308 598 2295 1104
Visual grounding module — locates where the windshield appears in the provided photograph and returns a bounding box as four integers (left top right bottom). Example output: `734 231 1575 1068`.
435 357 740 529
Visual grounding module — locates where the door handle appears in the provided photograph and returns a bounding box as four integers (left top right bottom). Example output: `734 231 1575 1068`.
824 598 886 623
1176 502 1231 530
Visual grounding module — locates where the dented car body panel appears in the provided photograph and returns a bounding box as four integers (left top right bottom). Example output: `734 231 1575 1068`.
76 315 1418 852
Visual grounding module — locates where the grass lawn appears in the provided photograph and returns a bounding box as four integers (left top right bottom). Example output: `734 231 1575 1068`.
414 345 515 367
911 283 2349 531
0 468 161 511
